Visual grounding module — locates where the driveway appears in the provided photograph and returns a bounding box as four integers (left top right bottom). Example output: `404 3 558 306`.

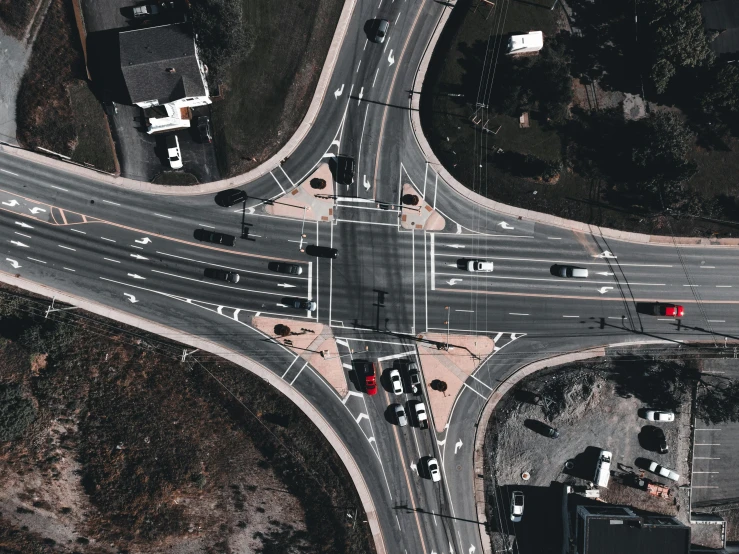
0 28 31 145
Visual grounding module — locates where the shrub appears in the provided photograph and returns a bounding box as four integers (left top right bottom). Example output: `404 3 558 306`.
274 324 291 337
0 384 36 442
402 194 419 205
309 178 327 190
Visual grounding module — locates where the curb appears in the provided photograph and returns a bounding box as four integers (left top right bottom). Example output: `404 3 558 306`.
0 271 386 554
0 0 358 197
472 347 606 554
409 6 739 248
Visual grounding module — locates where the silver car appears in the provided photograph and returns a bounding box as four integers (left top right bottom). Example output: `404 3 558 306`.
510 491 524 522
394 404 407 427
374 19 389 43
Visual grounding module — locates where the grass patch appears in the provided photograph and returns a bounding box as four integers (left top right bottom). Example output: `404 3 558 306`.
0 0 37 39
68 80 117 174
211 0 343 177
152 171 199 185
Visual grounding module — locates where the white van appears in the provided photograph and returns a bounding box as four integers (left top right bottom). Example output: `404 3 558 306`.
594 450 612 488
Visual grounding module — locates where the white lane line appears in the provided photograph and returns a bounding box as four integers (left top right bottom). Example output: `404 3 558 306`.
103 258 120 263
289 362 309 385
156 251 307 281
430 232 436 291
694 457 721 460
363 38 368 50
608 316 628 320
695 428 721 431
356 59 361 73
509 313 529 316
700 266 715 269
71 228 86 234
377 352 415 362
279 165 295 187
152 269 291 297
657 318 674 321
562 315 579 318
101 237 116 243
717 285 732 288
372 67 380 87
130 245 143 249
683 284 700 287
463 382 486 400
102 199 121 206
58 245 76 251
281 357 299 378
695 444 721 446
336 338 349 348
707 320 725 323
0 168 19 176
455 309 474 312
342 363 352 370
269 171 287 193
14 232 31 238
63 267 75 272
199 223 215 228
395 11 401 23
547 237 561 240
435 272 665 286
433 253 672 267
27 257 46 264
50 185 68 191
153 213 172 219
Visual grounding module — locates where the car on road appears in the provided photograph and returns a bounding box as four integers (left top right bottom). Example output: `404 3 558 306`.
284 297 317 311
554 265 588 278
649 427 668 454
336 155 355 185
362 362 377 395
305 245 339 259
651 303 684 317
427 457 441 482
394 404 407 426
215 189 247 207
389 369 404 394
466 260 494 272
645 410 675 422
166 135 183 169
414 401 428 429
648 461 679 481
197 116 212 143
268 262 303 275
374 19 389 43
194 229 236 246
510 491 524 522
203 268 240 283
408 364 421 394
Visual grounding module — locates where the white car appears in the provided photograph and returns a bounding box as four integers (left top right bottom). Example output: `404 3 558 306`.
467 260 494 272
166 135 183 169
510 491 524 522
394 404 407 427
390 369 404 395
648 461 679 482
427 457 441 482
645 410 675 422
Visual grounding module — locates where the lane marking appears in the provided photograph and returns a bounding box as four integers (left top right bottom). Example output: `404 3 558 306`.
156 251 307 281
153 213 172 219
509 313 529 316
63 267 75 272
434 272 665 286
455 309 474 313
433 253 672 267
152 269 293 297
562 315 579 318
281 357 299 379
27 257 46 264
717 285 732 288
199 223 215 228
58 245 76 251
0 168 19 176
50 185 68 192
694 457 721 460
377 351 415 362
102 200 121 206
103 258 120 263
101 237 116 243
707 320 725 323
14 232 31 238
71 228 86 234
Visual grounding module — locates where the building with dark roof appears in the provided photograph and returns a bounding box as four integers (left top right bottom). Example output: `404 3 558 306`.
574 505 690 554
702 0 739 60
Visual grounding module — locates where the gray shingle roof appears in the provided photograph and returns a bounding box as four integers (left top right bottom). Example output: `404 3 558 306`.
119 23 206 104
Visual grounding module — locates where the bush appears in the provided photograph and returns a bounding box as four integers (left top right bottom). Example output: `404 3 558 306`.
0 384 36 442
274 324 291 337
190 0 252 78
309 178 327 190
402 194 419 205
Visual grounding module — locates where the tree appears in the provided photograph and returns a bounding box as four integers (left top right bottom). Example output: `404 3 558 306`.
0 385 36 442
533 38 573 124
694 64 739 115
190 0 252 76
274 324 291 337
696 380 739 424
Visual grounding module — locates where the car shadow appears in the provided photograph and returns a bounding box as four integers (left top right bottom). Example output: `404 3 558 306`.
380 367 393 393
456 258 470 270
363 19 381 41
384 404 398 425
418 456 434 480
524 419 557 437
638 425 658 451
563 446 602 481
635 302 659 315
634 457 654 471
550 264 564 276
350 360 370 393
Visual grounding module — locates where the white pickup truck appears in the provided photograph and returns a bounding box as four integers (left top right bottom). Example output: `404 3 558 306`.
414 401 428 430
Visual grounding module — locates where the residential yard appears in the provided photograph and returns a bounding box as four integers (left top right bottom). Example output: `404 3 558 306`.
0 286 375 553
211 0 344 177
68 80 117 174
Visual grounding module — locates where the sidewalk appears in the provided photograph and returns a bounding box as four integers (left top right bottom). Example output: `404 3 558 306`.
266 163 335 222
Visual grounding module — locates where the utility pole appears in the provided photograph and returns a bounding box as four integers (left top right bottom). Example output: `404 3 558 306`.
45 297 78 318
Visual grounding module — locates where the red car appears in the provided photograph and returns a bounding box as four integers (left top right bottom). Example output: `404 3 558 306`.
656 303 684 317
363 361 377 395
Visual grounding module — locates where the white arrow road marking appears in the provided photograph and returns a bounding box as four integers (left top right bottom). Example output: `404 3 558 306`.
596 250 617 258
135 237 152 245
358 86 364 105
437 439 446 446
29 207 46 214
277 283 296 288
356 413 369 424
130 254 148 260
410 462 418 474
6 258 20 269
127 273 146 280
2 199 19 207
15 221 33 228
276 303 288 307
445 244 465 248
388 50 395 66
124 293 138 303
334 84 344 99
447 278 463 285
455 439 463 454
596 272 614 276
598 287 614 294
469 546 476 554
10 240 28 248
499 221 514 230
450 543 454 554
456 223 462 234
363 175 370 191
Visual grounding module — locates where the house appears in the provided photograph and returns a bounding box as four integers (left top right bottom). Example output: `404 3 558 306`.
119 23 211 133
507 31 544 55
574 504 690 554
702 0 739 61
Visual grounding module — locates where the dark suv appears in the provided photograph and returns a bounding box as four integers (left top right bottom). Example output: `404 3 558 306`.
203 268 240 283
337 155 355 185
215 189 247 207
194 229 236 246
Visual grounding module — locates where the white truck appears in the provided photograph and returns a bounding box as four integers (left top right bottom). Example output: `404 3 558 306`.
414 401 428 430
594 449 612 488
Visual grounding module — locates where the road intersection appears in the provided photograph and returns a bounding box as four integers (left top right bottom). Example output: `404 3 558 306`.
1 0 739 553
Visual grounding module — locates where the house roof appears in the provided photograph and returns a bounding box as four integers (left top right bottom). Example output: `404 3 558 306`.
119 23 206 104
509 31 544 52
580 511 690 554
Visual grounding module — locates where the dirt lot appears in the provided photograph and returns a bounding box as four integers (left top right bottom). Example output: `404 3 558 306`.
484 356 697 552
0 286 374 553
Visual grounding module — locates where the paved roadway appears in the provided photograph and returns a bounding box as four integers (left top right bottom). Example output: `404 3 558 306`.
1 1 739 553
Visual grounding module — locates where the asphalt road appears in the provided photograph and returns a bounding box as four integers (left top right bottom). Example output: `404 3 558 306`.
1 0 739 553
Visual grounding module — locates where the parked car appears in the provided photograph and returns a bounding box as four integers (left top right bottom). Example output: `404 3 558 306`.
194 229 236 247
649 427 668 454
408 364 421 394
510 491 524 522
305 245 339 259
133 4 159 17
268 262 303 275
651 303 684 317
166 135 182 169
337 155 355 185
203 268 240 283
394 404 407 427
648 461 679 482
645 410 675 422
390 369 404 395
466 260 494 272
374 19 389 43
284 297 316 311
414 401 428 429
362 362 377 396
197 116 212 143
554 265 588 278
215 189 247 207
427 457 441 482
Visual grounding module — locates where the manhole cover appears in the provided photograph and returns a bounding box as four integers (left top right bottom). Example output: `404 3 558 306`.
522 472 531 481
456 465 462 471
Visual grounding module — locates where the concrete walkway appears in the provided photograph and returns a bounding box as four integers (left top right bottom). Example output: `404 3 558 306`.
0 28 30 145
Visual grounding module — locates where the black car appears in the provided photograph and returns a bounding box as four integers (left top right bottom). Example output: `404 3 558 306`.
194 229 236 246
651 427 669 454
203 268 240 283
282 297 317 311
268 262 303 275
197 116 212 143
305 245 338 259
215 189 247 207
337 155 355 185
